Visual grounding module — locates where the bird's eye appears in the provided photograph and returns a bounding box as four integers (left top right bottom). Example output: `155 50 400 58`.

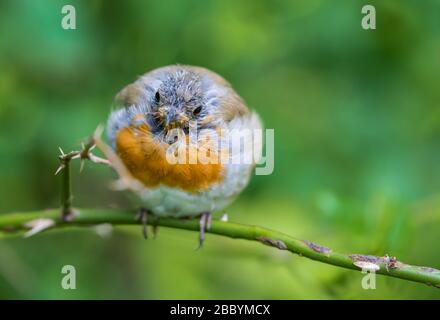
193 106 202 115
155 91 161 103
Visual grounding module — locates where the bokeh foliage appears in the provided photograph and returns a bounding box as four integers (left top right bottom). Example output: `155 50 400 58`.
0 0 440 299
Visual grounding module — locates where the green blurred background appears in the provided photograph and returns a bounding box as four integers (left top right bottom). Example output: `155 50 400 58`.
1 0 440 299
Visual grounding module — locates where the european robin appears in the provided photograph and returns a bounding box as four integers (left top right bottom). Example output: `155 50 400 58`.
107 65 262 246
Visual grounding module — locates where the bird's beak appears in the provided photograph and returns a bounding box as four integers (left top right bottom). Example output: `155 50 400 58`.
165 111 188 130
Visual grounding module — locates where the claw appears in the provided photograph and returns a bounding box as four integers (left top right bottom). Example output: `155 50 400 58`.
136 208 149 239
197 212 212 250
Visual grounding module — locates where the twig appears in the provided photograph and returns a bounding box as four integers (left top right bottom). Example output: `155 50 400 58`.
0 209 439 289
55 136 110 221
56 148 75 221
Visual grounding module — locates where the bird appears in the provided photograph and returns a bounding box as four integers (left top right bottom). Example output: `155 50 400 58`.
106 65 262 247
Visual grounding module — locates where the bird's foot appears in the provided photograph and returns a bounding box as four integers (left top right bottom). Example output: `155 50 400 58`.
135 207 151 239
197 212 212 250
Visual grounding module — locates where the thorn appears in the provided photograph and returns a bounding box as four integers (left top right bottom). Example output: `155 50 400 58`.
93 124 104 141
24 218 56 238
79 159 85 173
54 164 65 175
58 147 65 156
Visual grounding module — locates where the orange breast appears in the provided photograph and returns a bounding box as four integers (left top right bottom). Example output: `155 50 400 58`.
115 124 224 192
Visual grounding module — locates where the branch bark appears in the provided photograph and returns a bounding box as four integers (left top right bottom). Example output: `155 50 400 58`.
0 208 439 289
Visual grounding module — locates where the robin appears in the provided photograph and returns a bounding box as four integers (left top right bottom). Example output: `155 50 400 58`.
107 65 262 247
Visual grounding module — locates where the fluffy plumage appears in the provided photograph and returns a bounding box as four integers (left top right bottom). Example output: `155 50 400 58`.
107 65 262 217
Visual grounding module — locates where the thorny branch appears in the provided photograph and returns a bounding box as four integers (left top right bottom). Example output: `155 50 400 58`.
55 133 110 221
0 209 439 289
0 129 439 289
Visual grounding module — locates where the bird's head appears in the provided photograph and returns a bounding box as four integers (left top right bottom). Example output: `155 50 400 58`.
107 66 247 149
149 72 208 136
